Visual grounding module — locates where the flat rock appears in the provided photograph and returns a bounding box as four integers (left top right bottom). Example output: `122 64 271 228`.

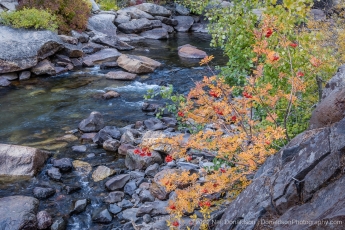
178 44 207 58
0 77 11 86
105 174 131 190
71 30 89 43
92 165 115 182
104 191 124 203
91 35 134 51
83 48 121 66
118 18 153 34
88 14 117 37
72 145 87 153
52 158 73 172
105 70 137 80
114 13 131 25
140 28 168 40
0 72 18 80
136 200 168 217
135 3 171 17
82 42 104 54
58 35 78 45
0 144 49 176
117 54 161 74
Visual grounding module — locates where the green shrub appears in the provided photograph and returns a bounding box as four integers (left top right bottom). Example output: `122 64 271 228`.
18 0 91 34
0 8 58 31
96 0 119 11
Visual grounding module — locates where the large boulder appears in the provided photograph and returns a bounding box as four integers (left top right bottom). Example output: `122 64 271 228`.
88 14 117 37
0 26 62 74
118 18 153 34
82 48 121 66
117 54 161 74
118 6 155 19
0 0 18 11
0 144 49 177
0 196 39 230
140 28 168 40
135 3 171 17
173 16 194 32
78 111 105 133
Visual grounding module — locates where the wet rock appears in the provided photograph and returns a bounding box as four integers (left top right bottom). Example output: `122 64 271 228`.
118 18 153 34
130 171 145 179
71 199 88 214
105 174 131 190
118 199 134 209
92 208 113 224
143 214 151 223
125 149 163 170
88 14 117 37
117 54 161 74
162 23 174 33
71 30 89 43
51 217 66 230
0 196 39 230
1 72 18 80
191 23 208 33
81 133 97 143
104 191 125 203
121 208 139 222
91 35 134 51
33 187 56 199
176 4 190 15
100 61 118 69
118 143 135 155
140 28 168 40
136 200 169 217
173 16 194 32
83 48 121 66
72 160 92 176
135 3 171 17
115 13 131 25
0 144 49 176
102 91 120 100
103 139 121 152
52 158 73 172
0 77 11 86
63 184 81 194
92 165 116 182
37 210 52 229
155 16 178 26
145 163 159 177
0 26 62 74
79 111 105 133
120 130 136 145
54 67 68 75
141 131 171 153
47 167 62 181
109 204 122 214
72 145 87 153
178 44 207 58
141 102 161 112
82 42 104 54
93 126 121 145
105 70 137 80
139 189 155 203
125 180 138 196
31 59 56 76
59 35 78 45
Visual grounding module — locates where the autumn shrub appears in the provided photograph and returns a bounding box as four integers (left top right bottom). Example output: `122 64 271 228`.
17 0 91 34
0 8 58 31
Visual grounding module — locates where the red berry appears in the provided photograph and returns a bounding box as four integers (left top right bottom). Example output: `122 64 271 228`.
172 221 179 227
165 155 173 163
289 43 298 48
265 28 273 38
177 111 184 117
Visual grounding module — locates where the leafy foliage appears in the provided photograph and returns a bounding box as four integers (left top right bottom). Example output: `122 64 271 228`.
18 0 91 34
96 0 120 10
0 8 58 31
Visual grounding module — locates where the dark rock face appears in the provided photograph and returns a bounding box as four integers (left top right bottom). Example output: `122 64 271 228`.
215 118 345 230
0 196 39 230
0 26 62 74
78 111 105 133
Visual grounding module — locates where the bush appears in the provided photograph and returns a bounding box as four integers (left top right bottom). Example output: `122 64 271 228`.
18 0 91 34
96 0 119 11
0 8 58 31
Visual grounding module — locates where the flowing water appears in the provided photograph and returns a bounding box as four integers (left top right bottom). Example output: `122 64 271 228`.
0 33 227 229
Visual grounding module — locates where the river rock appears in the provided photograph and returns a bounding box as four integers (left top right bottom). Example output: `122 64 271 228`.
78 111 105 132
0 144 49 176
103 139 121 152
0 77 11 86
139 189 155 203
91 35 135 51
37 210 52 229
58 35 78 45
71 30 89 43
191 23 208 33
31 59 56 75
83 48 121 66
135 3 171 17
105 70 137 80
63 184 81 194
145 163 159 177
136 200 169 217
60 44 83 58
144 118 167 131
109 204 122 214
124 180 138 196
150 19 163 28
102 91 120 99
155 16 178 26
92 165 115 182
92 208 113 224
88 14 117 37
121 208 139 222
52 158 73 172
0 26 62 74
105 174 131 190
81 132 97 143
118 199 134 209
120 130 136 145
100 61 118 69
104 191 125 203
118 6 155 20
33 187 56 199
93 126 122 145
176 3 190 15
1 72 18 80
71 199 88 214
82 42 104 54
0 196 39 230
118 18 153 34
115 13 131 25
47 167 62 181
162 23 174 33
173 16 194 32
125 149 163 170
178 44 207 58
118 143 135 155
72 145 87 153
117 54 162 74
140 28 168 40
72 160 92 176
50 217 66 230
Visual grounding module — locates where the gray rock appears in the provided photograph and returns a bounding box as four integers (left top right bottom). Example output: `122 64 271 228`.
109 204 122 214
135 3 171 17
145 163 159 177
130 171 145 179
0 26 62 74
31 59 56 76
161 117 177 127
70 58 83 69
0 77 11 86
120 130 136 145
105 174 131 190
0 72 18 80
139 189 155 203
47 167 62 181
93 126 121 145
33 187 56 199
118 18 153 34
191 23 208 33
144 118 167 131
136 200 169 217
63 184 81 194
83 48 121 66
150 19 163 28
79 111 105 132
118 6 155 20
50 217 66 230
162 23 174 33
117 54 161 74
175 3 190 15
88 14 117 37
118 143 135 155
37 210 52 229
92 165 115 182
104 191 125 203
105 70 137 80
140 28 168 40
58 35 78 45
52 158 73 172
71 199 88 214
310 9 326 21
103 139 121 152
124 180 138 196
89 0 100 12
71 30 89 43
60 44 83 58
143 214 151 223
0 196 39 230
125 149 163 170
82 42 104 54
100 62 118 69
155 16 178 26
72 145 87 153
92 208 112 224
91 35 134 51
0 144 49 177
121 208 139 222
141 102 161 112
173 16 194 32
115 13 131 25
118 199 134 209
